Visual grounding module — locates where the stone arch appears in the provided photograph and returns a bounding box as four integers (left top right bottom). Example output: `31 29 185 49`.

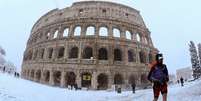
82 46 93 59
63 28 69 37
98 48 108 60
128 49 134 62
53 71 61 86
126 30 132 40
81 72 92 87
33 49 38 60
114 48 122 61
97 73 108 90
35 70 41 82
129 74 136 85
46 32 51 39
53 30 59 39
113 28 120 38
31 70 35 79
114 73 124 85
99 26 108 36
69 46 79 58
43 70 50 82
57 46 65 58
86 26 95 35
74 26 81 36
65 72 76 87
139 51 146 63
39 48 45 59
136 33 141 42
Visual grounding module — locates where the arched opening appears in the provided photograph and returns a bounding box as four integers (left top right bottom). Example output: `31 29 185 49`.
81 72 92 88
128 50 134 62
33 50 38 60
53 30 58 39
46 32 50 39
86 26 95 35
113 28 120 38
40 49 45 59
65 72 76 87
82 47 93 59
53 71 61 86
126 31 132 40
36 70 41 82
97 73 108 90
114 49 122 61
74 26 81 36
136 33 141 42
69 47 79 59
144 37 148 44
63 28 69 37
114 74 124 85
139 51 146 63
48 48 53 59
129 75 136 85
58 47 65 58
44 71 50 82
98 48 108 60
31 70 34 79
99 27 108 36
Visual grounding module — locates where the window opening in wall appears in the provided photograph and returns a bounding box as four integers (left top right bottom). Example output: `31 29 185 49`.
48 48 53 59
126 31 132 40
98 48 108 60
99 27 108 36
46 32 50 39
41 49 45 59
63 28 69 37
114 49 122 61
74 26 81 36
79 9 83 14
102 9 106 13
86 26 95 35
113 28 120 38
136 33 141 42
128 50 134 62
83 47 93 59
125 13 129 17
58 47 65 58
69 47 79 58
53 30 58 39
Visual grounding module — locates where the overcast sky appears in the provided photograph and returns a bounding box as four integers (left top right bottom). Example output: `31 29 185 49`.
0 0 201 74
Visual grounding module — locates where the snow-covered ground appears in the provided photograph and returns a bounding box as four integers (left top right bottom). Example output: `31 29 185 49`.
0 73 200 101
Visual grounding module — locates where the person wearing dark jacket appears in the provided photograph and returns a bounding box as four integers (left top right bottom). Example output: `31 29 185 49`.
148 53 169 101
180 77 184 87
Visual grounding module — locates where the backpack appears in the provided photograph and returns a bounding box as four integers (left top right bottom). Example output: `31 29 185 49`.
150 65 166 83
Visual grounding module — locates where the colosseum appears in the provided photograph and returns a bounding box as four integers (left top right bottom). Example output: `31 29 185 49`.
21 1 158 90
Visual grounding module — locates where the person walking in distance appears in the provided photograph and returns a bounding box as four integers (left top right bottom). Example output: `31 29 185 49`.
148 53 169 101
180 77 184 87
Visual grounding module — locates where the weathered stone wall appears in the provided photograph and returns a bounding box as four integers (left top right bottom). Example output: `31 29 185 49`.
21 1 158 90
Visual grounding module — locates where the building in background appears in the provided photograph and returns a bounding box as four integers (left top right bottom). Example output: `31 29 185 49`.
176 67 193 81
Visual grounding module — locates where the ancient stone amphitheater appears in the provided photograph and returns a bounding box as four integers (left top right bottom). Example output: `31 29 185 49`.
21 1 158 90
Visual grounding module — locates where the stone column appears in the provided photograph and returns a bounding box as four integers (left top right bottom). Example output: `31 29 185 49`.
49 70 54 86
60 71 66 87
81 25 86 38
40 70 45 83
120 29 126 39
95 25 99 38
124 47 128 65
108 74 113 89
108 25 113 38
64 45 68 61
92 72 97 90
69 25 74 37
76 72 82 88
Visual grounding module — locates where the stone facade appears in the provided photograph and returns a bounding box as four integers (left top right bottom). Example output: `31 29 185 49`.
21 1 158 90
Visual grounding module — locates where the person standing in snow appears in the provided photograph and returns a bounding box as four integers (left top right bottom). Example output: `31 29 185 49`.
131 83 136 93
180 77 184 87
148 53 169 101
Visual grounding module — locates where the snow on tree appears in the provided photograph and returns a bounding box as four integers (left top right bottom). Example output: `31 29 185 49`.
197 43 201 77
0 46 6 56
189 41 201 79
